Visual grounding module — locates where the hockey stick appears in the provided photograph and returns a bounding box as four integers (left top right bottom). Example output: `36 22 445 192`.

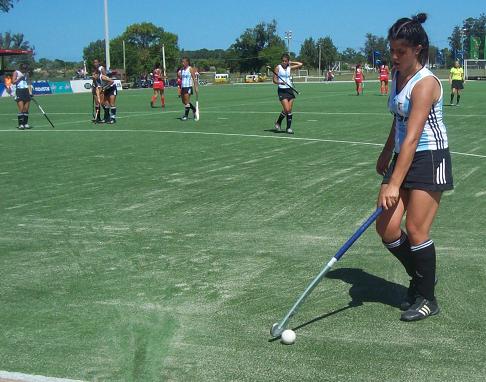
270 207 383 337
266 65 300 94
195 92 200 121
31 97 55 128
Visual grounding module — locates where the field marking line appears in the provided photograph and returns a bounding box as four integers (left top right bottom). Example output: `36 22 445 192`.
0 370 85 382
0 128 484 158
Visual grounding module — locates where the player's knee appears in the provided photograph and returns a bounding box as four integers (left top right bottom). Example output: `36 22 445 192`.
405 221 428 244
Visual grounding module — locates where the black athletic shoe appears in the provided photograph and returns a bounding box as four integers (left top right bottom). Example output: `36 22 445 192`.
400 277 438 311
400 279 418 311
400 296 439 322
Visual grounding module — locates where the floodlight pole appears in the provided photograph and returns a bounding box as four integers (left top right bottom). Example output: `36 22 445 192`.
318 44 322 76
104 0 111 70
284 30 292 54
122 40 126 81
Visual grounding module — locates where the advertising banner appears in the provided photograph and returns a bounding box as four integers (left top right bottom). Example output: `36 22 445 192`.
49 81 72 94
32 80 52 95
470 36 480 60
70 79 122 93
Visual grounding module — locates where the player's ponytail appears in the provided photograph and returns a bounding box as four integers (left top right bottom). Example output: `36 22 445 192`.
388 13 429 65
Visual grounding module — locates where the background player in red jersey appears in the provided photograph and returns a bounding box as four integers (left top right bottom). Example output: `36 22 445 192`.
150 63 165 108
353 64 364 95
379 61 390 95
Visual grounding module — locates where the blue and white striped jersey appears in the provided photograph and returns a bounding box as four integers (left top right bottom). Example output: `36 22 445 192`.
181 66 193 88
277 64 292 89
14 70 29 89
389 66 448 152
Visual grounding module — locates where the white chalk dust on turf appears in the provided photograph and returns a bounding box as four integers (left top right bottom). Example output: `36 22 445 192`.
0 370 85 382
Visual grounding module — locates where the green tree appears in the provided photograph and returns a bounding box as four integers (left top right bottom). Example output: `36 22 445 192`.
299 38 318 68
0 32 34 69
0 0 17 12
449 14 486 60
448 26 463 59
83 39 105 70
317 36 338 70
228 20 286 73
83 22 179 78
339 48 366 65
363 33 389 66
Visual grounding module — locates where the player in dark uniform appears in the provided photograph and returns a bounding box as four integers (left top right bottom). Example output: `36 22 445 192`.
102 72 117 124
376 13 453 322
273 54 303 134
12 63 31 129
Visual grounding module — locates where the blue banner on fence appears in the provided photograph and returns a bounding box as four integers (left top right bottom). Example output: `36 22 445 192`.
32 80 52 95
49 81 72 94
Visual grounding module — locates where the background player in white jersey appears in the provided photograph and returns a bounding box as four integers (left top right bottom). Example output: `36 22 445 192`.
273 54 302 134
179 57 198 121
12 63 32 129
375 13 453 322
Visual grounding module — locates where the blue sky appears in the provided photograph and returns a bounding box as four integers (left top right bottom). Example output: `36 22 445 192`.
0 0 484 61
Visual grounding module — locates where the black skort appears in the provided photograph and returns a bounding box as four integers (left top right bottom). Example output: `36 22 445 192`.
382 148 454 192
103 85 117 97
181 86 193 95
451 80 464 90
278 87 295 101
15 88 31 102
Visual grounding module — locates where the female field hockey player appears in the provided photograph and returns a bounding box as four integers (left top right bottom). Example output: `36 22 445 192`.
352 64 364 95
378 61 390 95
12 63 31 129
151 62 165 108
375 13 453 322
91 68 102 123
179 57 198 121
273 54 303 134
449 60 464 106
102 70 117 124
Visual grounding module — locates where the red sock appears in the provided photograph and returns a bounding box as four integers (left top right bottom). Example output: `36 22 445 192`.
151 95 156 103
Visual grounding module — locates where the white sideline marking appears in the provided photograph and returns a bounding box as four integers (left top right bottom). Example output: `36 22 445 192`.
0 370 85 382
0 128 484 159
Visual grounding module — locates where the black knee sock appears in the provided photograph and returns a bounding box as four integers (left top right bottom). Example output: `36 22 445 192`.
456 94 460 104
383 231 414 277
95 106 101 120
286 113 293 130
189 103 196 112
103 106 110 121
110 107 117 120
24 112 29 125
411 240 436 301
450 93 454 103
18 113 23 126
276 112 285 125
184 104 190 117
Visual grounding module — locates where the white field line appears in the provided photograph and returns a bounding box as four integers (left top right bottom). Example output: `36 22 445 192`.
1 108 485 158
0 127 484 159
0 370 85 382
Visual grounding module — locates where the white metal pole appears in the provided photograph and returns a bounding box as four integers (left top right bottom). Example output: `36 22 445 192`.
104 0 111 70
318 45 321 76
162 44 166 77
122 40 126 81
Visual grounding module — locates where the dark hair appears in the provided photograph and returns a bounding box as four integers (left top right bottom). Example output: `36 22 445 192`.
182 56 190 65
388 13 429 65
281 53 290 60
155 62 160 69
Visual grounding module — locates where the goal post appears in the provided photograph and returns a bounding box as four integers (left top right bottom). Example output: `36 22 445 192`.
464 59 486 80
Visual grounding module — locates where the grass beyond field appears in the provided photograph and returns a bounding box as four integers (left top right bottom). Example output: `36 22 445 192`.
0 81 485 381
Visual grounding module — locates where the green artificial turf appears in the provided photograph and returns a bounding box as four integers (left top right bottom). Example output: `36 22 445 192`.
0 81 485 381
